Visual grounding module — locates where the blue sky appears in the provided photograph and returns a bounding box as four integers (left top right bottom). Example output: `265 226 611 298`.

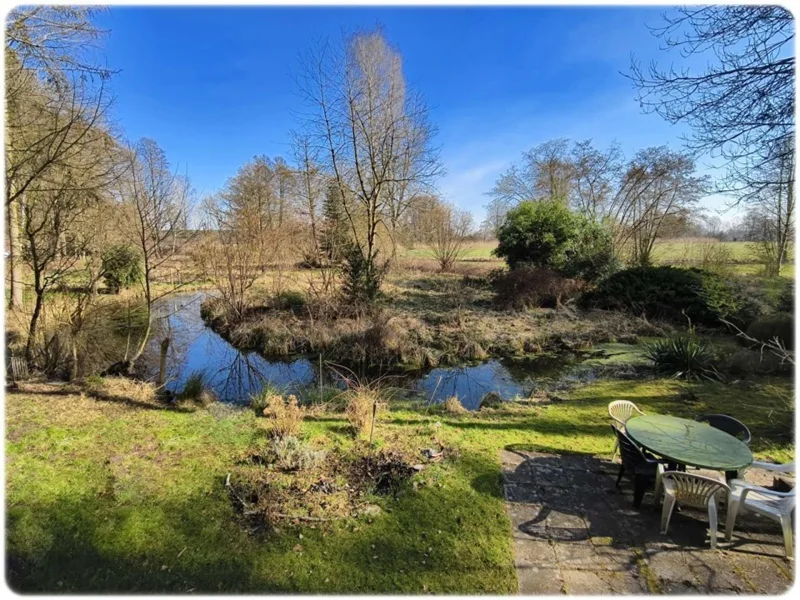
96 6 733 223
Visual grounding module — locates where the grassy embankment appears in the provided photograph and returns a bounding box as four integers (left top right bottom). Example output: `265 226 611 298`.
6 368 793 593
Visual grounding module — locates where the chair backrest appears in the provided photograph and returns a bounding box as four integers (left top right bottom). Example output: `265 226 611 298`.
608 400 643 427
662 472 729 507
696 414 751 444
612 425 650 471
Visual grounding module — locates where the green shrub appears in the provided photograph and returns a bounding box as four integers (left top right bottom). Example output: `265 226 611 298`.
580 266 762 328
101 245 142 294
644 336 721 381
777 281 794 314
745 313 794 351
341 244 389 304
493 200 618 282
269 290 307 311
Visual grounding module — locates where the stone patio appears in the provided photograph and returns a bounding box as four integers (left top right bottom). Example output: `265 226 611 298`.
502 450 795 594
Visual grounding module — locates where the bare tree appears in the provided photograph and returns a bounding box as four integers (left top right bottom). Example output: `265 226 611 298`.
20 160 111 363
290 132 326 265
571 140 623 221
745 141 795 276
629 7 794 270
116 138 193 365
629 7 793 193
484 139 704 264
610 147 707 266
192 210 267 321
5 7 116 311
297 28 442 301
484 139 621 231
423 199 474 272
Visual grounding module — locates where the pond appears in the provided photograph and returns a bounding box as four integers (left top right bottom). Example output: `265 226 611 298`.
139 292 596 409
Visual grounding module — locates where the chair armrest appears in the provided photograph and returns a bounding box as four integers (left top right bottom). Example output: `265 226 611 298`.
750 460 795 473
642 451 670 464
730 480 795 504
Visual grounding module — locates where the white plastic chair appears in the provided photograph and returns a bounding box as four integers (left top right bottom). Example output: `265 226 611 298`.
749 460 796 473
660 472 730 549
608 400 645 462
734 460 795 485
725 479 795 557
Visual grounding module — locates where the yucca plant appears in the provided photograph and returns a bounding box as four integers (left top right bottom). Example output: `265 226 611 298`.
644 335 722 381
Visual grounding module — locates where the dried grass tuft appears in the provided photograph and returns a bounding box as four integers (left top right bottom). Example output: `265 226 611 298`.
442 395 467 415
260 393 305 438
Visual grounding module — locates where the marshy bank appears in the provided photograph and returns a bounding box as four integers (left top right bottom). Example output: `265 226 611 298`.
199 271 670 373
125 291 655 410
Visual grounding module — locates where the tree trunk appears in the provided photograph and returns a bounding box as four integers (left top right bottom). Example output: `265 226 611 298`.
157 335 170 386
24 288 44 363
70 336 79 381
7 200 24 310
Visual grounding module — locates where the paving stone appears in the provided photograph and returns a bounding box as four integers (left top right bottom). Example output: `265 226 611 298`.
561 568 647 594
662 580 702 594
553 541 627 571
516 565 564 595
683 549 748 593
513 539 558 568
725 553 793 595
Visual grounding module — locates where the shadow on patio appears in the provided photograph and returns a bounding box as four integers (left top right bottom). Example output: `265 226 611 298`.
500 450 794 594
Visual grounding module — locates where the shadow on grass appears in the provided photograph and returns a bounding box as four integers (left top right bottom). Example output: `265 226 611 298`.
6 493 268 593
17 386 197 413
7 455 517 594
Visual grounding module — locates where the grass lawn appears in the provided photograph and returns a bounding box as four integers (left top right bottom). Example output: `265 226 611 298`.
6 374 793 593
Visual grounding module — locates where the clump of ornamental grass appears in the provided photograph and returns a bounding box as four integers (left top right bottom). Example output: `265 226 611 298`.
177 370 217 406
250 384 281 415
644 335 722 381
337 373 389 440
442 395 467 415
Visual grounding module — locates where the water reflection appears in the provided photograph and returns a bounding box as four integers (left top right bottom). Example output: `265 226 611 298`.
140 292 315 404
139 292 580 409
415 355 575 410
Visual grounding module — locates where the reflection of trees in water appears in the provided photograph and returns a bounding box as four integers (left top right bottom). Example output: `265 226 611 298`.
141 293 318 402
419 361 522 410
74 298 149 376
205 350 269 403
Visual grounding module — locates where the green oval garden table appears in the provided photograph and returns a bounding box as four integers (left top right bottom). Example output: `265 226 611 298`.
626 414 753 479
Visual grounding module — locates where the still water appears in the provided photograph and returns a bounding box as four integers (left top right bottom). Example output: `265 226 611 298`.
140 292 578 409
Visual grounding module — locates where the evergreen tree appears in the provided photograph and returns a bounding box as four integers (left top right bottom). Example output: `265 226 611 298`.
320 180 351 262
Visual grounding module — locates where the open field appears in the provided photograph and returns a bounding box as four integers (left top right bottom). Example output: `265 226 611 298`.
401 238 795 273
6 370 792 593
